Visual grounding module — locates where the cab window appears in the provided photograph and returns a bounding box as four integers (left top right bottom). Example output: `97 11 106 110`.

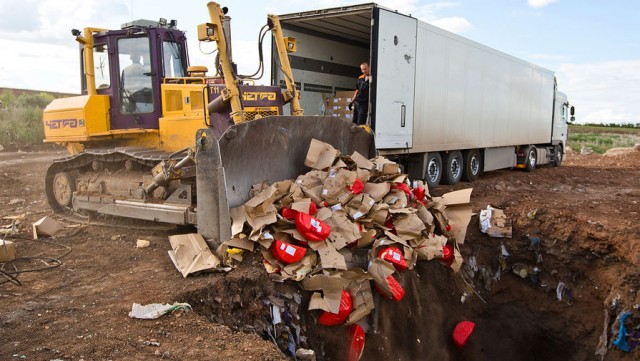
118 37 154 114
94 44 110 89
163 41 185 78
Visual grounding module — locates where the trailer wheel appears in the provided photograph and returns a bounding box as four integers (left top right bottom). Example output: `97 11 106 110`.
553 145 563 167
526 146 537 172
425 152 442 188
462 149 482 182
442 150 463 185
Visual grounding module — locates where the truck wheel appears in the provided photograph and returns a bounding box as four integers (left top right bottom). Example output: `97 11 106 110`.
442 150 463 185
554 145 563 167
425 152 442 188
462 149 482 182
525 146 537 172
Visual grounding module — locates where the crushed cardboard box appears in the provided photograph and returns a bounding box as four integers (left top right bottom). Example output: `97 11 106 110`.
168 233 221 277
32 216 64 239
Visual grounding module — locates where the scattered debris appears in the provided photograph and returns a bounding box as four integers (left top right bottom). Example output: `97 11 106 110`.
479 206 512 238
32 216 64 239
612 311 632 352
0 239 16 262
136 239 151 249
128 302 191 319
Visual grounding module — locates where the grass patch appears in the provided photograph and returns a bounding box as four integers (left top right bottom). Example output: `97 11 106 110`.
569 124 640 154
0 91 54 145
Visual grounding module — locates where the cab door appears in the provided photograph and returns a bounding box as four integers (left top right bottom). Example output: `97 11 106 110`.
372 8 417 149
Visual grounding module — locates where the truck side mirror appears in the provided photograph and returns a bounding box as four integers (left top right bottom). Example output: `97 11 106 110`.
570 106 575 116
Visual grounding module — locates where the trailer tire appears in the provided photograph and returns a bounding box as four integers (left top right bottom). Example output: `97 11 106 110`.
442 150 463 185
462 149 482 182
554 145 563 167
425 152 442 189
526 146 537 172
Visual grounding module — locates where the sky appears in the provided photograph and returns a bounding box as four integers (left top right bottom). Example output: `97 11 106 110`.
0 0 638 125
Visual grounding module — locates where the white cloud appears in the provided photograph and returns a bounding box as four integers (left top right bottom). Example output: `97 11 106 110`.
527 0 559 8
530 53 571 62
557 60 640 124
0 38 79 93
429 17 473 33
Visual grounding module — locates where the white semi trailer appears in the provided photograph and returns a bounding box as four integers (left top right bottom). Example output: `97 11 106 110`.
272 3 575 187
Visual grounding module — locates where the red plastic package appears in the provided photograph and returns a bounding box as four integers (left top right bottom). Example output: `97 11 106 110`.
282 203 317 220
271 239 306 264
295 212 331 242
348 178 365 195
318 290 352 326
452 320 476 348
347 324 365 361
391 182 411 196
281 207 298 220
440 244 455 266
412 186 425 201
377 247 408 272
375 274 405 301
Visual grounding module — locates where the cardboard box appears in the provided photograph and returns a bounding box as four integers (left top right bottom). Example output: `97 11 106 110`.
32 216 64 239
168 233 221 277
0 240 16 262
304 139 339 170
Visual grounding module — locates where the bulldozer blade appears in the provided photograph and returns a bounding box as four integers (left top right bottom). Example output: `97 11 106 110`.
196 116 375 245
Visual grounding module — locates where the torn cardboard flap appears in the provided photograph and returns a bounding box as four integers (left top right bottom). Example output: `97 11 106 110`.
322 169 357 205
356 169 371 184
440 188 474 244
351 151 375 170
412 234 447 261
368 258 397 294
305 139 340 170
244 185 277 216
291 198 314 213
223 236 255 252
325 211 361 250
168 234 221 277
369 203 390 226
230 206 246 237
345 194 375 221
392 213 426 241
303 273 350 313
363 182 391 202
281 253 317 282
32 216 64 239
383 189 408 209
450 246 464 273
356 228 377 249
316 241 347 270
246 207 278 239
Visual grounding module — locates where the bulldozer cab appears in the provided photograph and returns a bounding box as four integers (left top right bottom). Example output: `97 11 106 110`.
81 20 188 130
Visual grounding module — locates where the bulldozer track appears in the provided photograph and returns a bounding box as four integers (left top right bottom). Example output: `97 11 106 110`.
45 146 180 230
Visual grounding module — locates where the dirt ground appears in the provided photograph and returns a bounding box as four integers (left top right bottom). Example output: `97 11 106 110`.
0 146 638 361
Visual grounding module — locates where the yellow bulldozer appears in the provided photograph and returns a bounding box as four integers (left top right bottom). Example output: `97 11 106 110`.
42 2 374 246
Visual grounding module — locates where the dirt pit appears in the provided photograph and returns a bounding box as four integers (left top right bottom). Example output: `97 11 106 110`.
0 148 639 360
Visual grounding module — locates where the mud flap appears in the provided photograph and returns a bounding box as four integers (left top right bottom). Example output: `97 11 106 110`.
196 116 375 246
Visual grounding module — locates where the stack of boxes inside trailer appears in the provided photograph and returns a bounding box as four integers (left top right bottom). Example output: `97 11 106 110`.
324 91 354 121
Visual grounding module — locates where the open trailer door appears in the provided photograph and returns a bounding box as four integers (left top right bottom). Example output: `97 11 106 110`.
372 7 417 149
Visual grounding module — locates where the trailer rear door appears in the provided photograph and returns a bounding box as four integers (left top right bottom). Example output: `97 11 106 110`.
372 8 417 149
